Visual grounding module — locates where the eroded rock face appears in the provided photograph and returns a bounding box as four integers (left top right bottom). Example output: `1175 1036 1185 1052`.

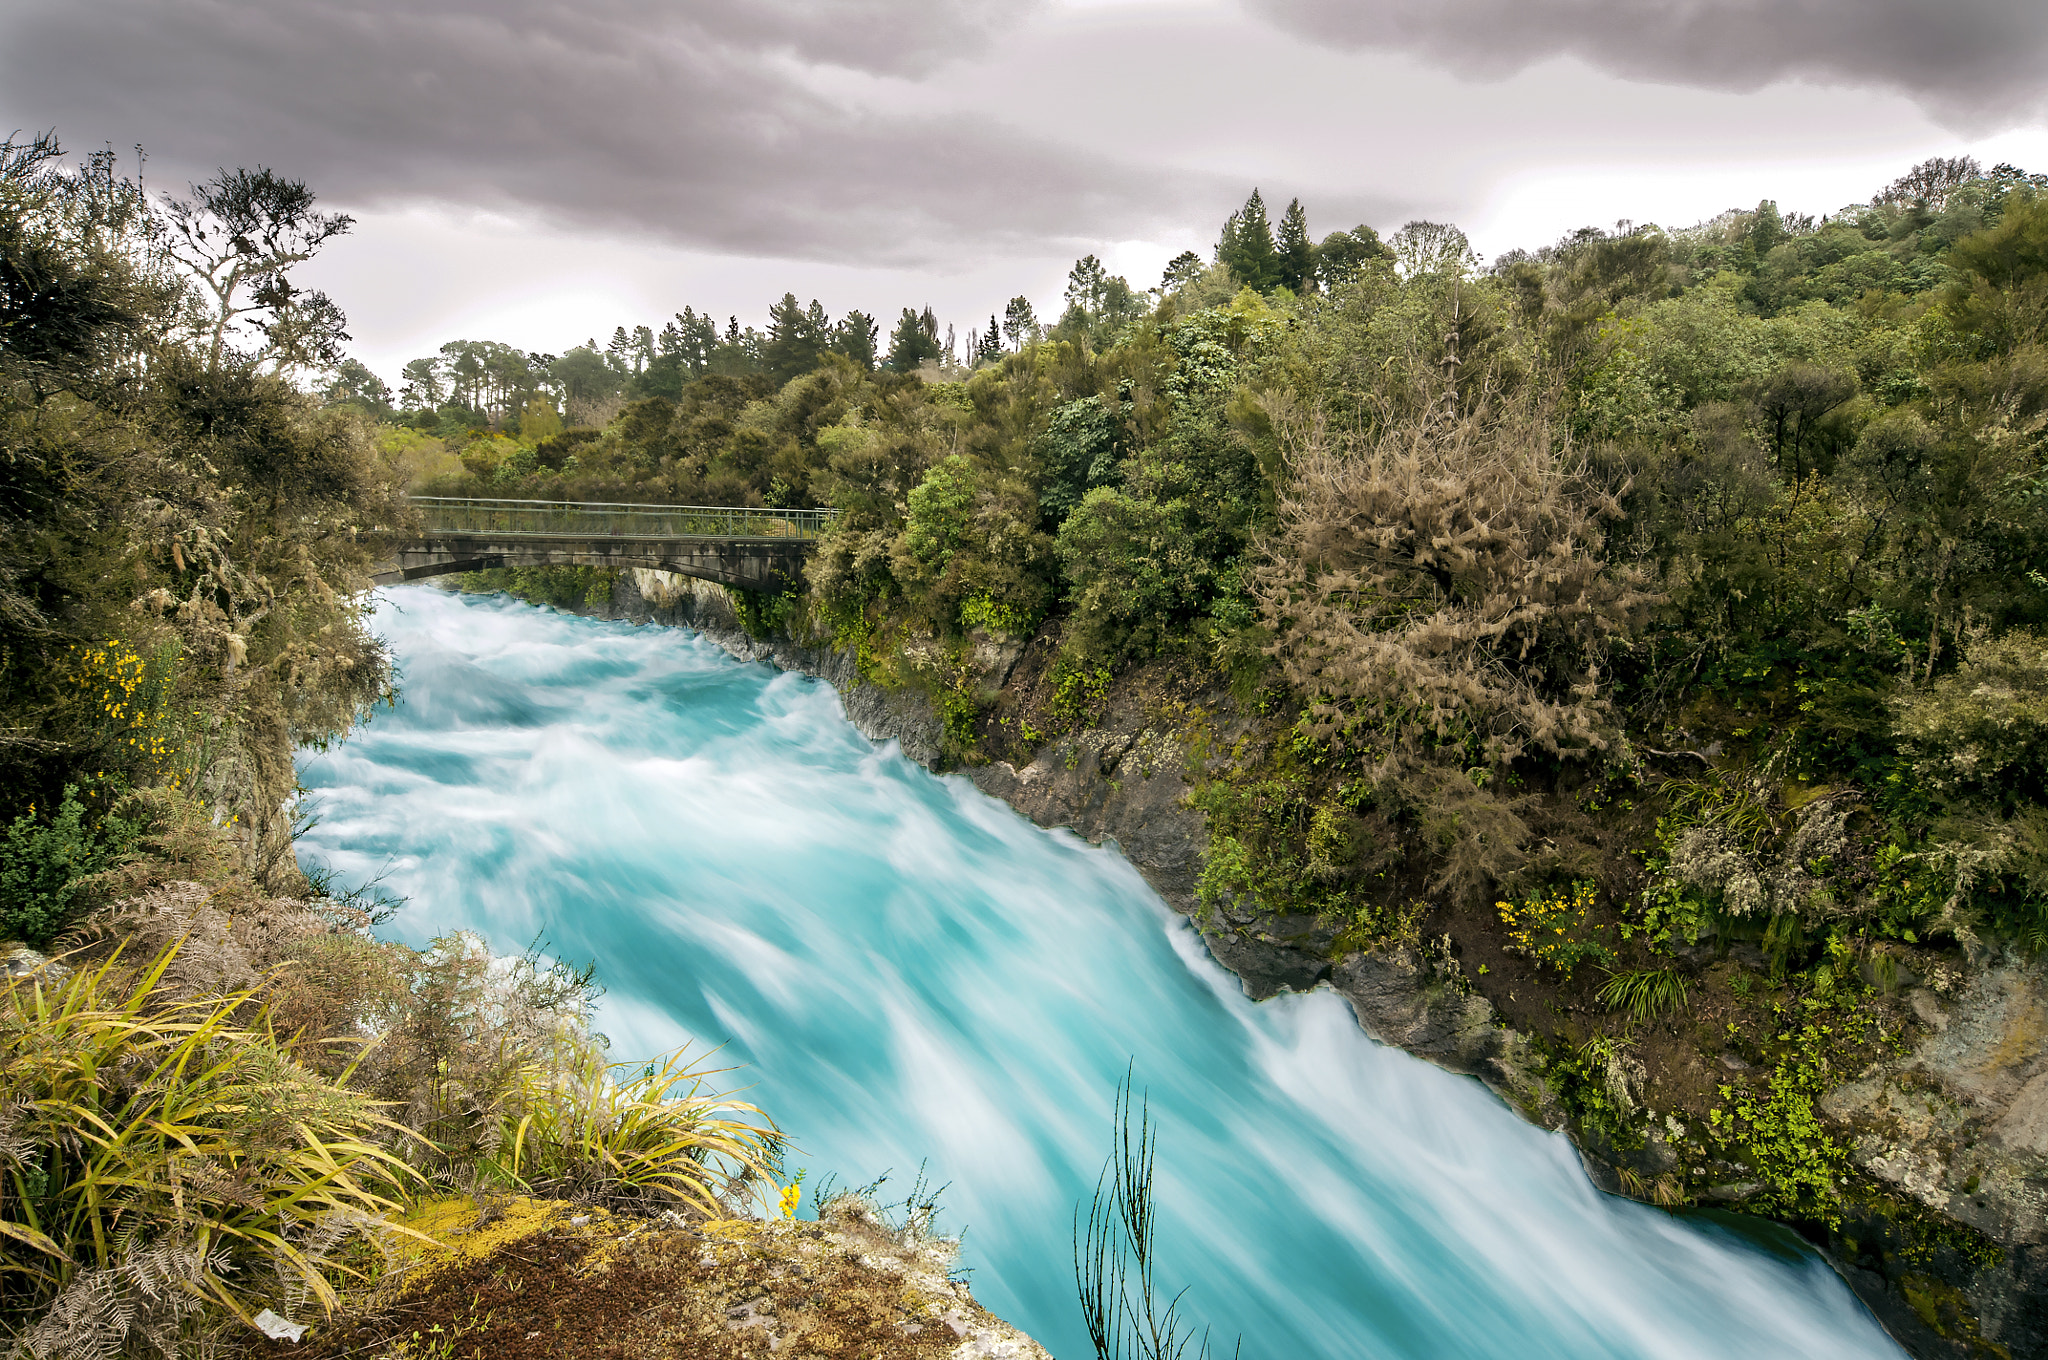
1329 950 1558 1127
969 731 1204 916
1822 957 2048 1355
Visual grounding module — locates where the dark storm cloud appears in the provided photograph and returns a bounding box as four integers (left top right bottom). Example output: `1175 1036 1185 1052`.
1245 0 2048 128
1 0 1189 263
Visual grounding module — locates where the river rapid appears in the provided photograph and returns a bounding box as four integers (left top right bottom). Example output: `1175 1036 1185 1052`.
294 587 1903 1360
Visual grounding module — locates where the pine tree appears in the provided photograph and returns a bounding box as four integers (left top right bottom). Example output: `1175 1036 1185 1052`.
671 307 720 377
1218 190 1281 291
979 313 1003 364
1002 296 1038 350
884 307 942 371
606 326 635 372
764 292 825 383
1277 198 1314 294
1215 209 1242 273
833 310 879 369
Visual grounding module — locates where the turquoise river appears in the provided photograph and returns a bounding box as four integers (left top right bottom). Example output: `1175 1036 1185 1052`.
294 586 1904 1360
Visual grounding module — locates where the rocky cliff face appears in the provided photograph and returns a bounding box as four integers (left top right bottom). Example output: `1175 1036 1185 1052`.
592 569 2040 1360
1823 960 2048 1355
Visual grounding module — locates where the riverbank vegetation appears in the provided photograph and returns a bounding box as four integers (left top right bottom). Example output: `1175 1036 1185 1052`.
425 160 2047 1346
0 133 783 1355
10 116 2048 1351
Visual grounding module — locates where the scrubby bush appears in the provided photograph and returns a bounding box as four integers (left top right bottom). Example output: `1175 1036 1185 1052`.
1253 384 1655 773
0 943 413 1358
1894 629 2048 805
0 788 140 946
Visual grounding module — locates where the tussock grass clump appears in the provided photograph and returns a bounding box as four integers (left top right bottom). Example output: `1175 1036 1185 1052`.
500 1043 782 1216
0 943 415 1358
1597 966 1691 1023
0 888 785 1355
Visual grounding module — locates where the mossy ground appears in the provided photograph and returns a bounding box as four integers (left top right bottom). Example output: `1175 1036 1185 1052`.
248 1196 1024 1360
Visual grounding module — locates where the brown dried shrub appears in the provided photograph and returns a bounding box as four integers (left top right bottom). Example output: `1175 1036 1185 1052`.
1252 382 1657 773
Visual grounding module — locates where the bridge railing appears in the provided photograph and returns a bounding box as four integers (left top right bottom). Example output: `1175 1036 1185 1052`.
411 497 839 541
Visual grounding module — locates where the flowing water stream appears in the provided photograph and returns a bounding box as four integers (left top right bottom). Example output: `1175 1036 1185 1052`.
294 587 1903 1360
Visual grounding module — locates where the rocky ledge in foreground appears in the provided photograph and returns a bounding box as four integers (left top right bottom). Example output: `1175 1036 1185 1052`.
253 1193 1047 1360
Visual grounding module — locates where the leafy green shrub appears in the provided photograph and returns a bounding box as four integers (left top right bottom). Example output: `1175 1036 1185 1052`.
457 565 616 612
1708 1016 1863 1226
1055 488 1180 660
893 454 1055 636
0 787 140 946
729 584 801 640
1033 394 1120 528
1546 1035 1646 1151
1049 658 1112 730
959 591 1036 639
903 455 975 570
1623 800 1731 949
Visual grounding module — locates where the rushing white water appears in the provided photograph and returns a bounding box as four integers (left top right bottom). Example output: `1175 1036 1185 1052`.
295 587 1903 1360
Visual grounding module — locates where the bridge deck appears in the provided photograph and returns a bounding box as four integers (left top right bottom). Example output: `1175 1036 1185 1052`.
375 496 838 589
412 496 837 541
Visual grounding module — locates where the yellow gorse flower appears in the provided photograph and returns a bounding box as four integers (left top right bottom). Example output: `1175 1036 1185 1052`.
72 637 193 783
1497 880 1605 979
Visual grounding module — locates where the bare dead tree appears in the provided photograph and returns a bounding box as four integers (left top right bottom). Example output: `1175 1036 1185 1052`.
162 167 351 373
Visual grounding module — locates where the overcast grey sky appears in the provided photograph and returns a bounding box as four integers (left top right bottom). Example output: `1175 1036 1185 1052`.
7 0 2047 384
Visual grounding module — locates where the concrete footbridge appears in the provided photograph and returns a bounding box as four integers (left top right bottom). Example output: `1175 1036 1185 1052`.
372 496 838 591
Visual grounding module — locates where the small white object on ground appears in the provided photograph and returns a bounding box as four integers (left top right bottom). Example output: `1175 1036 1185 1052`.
253 1309 306 1342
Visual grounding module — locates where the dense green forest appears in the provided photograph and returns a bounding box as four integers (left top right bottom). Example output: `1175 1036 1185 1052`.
400 164 2048 968
6 121 2048 1352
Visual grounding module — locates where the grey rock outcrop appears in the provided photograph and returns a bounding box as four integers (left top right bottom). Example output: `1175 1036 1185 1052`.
1329 950 1558 1126
1822 956 2048 1355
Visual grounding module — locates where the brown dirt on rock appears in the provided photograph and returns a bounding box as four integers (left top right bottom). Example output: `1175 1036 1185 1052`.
246 1203 1014 1360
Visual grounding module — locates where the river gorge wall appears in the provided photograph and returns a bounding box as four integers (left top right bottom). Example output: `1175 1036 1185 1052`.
530 567 2044 1360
